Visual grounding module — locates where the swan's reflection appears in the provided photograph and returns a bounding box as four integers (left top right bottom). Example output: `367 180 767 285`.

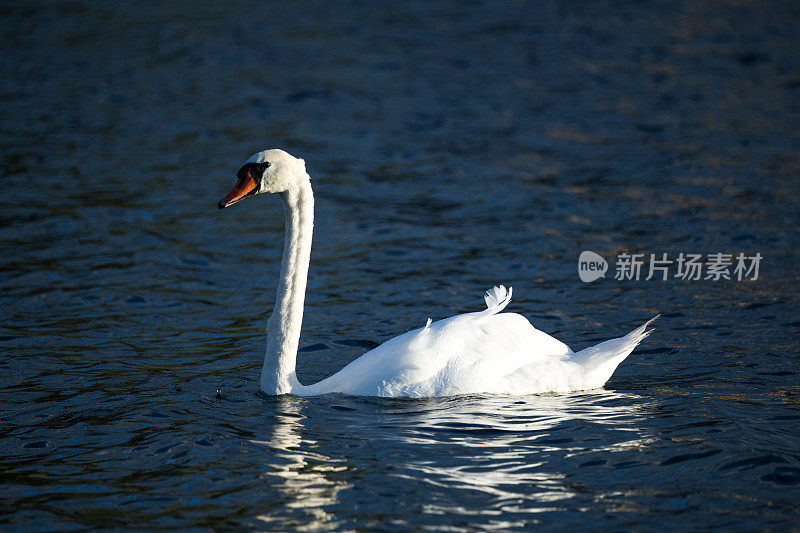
385 390 653 510
251 395 348 529
249 390 652 523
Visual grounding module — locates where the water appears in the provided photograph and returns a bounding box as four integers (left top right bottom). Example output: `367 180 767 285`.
1 0 799 530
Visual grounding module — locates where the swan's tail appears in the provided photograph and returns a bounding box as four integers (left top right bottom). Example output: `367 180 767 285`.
570 315 659 389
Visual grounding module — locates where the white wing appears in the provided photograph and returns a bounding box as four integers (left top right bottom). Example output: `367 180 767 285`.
299 286 653 397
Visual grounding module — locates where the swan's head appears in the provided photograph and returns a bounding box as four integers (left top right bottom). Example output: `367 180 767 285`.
218 149 307 209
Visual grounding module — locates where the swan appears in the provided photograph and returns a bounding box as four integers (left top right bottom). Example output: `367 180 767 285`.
218 149 656 397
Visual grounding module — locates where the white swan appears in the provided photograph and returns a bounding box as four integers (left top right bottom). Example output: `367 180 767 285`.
219 149 656 397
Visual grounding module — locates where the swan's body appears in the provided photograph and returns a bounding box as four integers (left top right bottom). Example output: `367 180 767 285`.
219 149 655 397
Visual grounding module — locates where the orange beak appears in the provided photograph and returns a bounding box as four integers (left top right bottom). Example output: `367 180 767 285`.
218 174 258 209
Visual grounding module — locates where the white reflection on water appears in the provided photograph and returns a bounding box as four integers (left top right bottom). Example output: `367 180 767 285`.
251 396 349 531
249 390 653 526
388 391 654 512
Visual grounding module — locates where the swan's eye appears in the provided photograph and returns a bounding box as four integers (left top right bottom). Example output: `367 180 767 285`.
246 162 269 180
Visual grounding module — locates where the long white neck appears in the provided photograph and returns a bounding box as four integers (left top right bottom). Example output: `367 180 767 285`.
261 178 313 394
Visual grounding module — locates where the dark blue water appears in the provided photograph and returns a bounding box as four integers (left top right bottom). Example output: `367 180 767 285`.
2 0 799 530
